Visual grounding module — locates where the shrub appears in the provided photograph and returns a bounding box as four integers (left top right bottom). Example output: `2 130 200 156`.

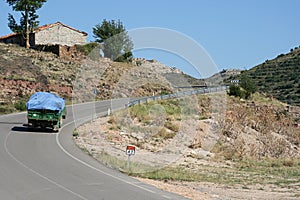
129 105 150 122
136 60 142 66
164 121 179 132
160 90 169 95
115 51 133 63
240 74 257 98
160 100 181 116
75 42 100 57
153 127 176 139
0 105 15 114
72 130 79 137
228 84 246 99
14 100 27 111
283 159 294 167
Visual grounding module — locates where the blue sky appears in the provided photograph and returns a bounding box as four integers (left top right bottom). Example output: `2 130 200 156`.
1 0 300 78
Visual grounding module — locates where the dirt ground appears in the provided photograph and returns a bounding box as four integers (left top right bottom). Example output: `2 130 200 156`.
135 178 300 200
74 117 300 200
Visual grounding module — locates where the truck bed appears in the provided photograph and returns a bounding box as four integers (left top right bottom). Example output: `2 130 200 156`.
27 107 66 131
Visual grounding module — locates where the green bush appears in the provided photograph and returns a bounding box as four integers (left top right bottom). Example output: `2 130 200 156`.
72 130 79 137
75 42 100 56
160 100 181 115
129 105 150 122
114 51 133 63
0 105 15 114
228 74 257 99
14 100 27 111
160 90 169 95
228 85 246 99
136 60 142 66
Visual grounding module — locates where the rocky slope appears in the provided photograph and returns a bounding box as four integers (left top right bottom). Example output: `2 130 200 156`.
0 42 243 114
0 43 197 112
75 94 300 167
3 42 300 199
0 43 77 104
74 93 300 199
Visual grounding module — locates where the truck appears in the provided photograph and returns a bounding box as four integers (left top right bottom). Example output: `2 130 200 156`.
26 92 66 131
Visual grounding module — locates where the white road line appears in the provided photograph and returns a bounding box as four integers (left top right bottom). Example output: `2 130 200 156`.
56 119 157 194
163 195 172 199
2 105 157 197
4 131 89 200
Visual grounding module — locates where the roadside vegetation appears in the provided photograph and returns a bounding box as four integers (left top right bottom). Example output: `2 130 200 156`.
137 159 300 188
228 73 257 99
84 143 300 190
0 98 27 113
75 91 300 195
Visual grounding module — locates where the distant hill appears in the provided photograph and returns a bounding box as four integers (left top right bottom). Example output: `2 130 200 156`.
163 69 241 88
228 46 300 106
205 69 241 86
163 73 206 87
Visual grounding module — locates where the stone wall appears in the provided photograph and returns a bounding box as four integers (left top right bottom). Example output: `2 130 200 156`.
34 45 60 55
0 35 23 46
58 45 83 60
34 44 83 60
35 24 86 46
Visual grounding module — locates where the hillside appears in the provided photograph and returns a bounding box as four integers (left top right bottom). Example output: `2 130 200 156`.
2 40 299 199
0 43 80 112
206 68 241 85
75 93 300 199
233 46 300 106
2 41 299 111
0 43 203 113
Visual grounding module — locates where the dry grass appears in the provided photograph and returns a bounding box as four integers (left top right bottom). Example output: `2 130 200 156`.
135 158 300 188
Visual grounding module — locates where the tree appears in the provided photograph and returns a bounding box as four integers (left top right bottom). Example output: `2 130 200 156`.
6 0 47 48
228 74 257 99
240 74 257 99
93 19 133 62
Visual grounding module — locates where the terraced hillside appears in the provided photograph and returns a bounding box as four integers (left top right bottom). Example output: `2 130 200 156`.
245 46 300 105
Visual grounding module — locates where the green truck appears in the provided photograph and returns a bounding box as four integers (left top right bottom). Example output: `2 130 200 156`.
26 92 66 131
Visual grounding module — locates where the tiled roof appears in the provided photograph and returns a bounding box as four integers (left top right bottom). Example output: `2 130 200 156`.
0 33 18 40
35 22 88 36
0 21 87 40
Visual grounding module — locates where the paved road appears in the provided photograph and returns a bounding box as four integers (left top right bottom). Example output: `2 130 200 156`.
0 100 186 200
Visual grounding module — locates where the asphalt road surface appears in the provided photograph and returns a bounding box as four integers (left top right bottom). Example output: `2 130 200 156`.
0 100 187 200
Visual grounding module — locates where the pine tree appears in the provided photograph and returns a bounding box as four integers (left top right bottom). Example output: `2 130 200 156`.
6 0 47 48
93 19 133 62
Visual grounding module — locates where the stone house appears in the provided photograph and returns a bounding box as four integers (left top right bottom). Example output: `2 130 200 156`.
0 22 87 57
0 22 87 46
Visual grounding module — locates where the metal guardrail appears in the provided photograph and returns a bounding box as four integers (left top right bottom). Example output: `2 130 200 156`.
126 85 229 107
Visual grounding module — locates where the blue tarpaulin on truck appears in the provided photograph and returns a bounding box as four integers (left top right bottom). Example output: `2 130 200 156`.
26 92 65 112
